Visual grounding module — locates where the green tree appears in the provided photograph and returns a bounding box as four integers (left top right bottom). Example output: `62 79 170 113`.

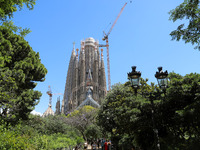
84 124 102 143
159 72 200 149
0 115 84 150
97 73 200 150
0 26 47 124
66 105 98 141
169 0 200 50
0 0 36 21
1 20 31 37
0 0 36 37
42 115 70 135
97 82 153 150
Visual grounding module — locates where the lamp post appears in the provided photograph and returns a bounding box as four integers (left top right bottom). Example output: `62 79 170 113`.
127 66 141 95
128 66 168 150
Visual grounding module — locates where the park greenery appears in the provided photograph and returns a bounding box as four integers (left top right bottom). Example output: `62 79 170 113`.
0 0 35 37
169 0 200 50
97 73 200 150
0 0 35 21
0 0 44 124
0 26 47 124
0 115 84 149
0 105 99 149
66 105 102 142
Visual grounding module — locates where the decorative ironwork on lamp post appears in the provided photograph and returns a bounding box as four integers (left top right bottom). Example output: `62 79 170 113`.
127 66 141 95
155 67 168 90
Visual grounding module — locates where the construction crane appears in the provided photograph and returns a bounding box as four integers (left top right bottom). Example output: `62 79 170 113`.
47 85 63 107
100 2 127 91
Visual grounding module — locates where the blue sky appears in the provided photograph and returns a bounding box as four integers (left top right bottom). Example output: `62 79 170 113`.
12 0 200 114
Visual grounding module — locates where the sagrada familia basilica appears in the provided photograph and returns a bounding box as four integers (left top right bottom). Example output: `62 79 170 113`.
61 37 107 114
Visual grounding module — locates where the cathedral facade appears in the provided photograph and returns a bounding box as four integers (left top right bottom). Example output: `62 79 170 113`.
61 37 107 114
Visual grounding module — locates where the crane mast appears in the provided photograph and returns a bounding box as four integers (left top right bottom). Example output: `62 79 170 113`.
102 2 127 91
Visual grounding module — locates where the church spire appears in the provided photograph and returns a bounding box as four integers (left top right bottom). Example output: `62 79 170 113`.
79 42 86 105
92 42 99 100
100 49 107 101
62 43 76 113
93 43 98 82
71 48 79 109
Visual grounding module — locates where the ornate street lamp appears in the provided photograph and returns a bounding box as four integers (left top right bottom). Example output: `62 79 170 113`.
155 67 168 90
128 66 141 94
127 66 168 150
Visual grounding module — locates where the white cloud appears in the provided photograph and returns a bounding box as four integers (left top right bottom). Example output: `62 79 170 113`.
31 110 42 116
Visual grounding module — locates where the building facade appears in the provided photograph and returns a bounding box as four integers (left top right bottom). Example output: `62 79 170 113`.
61 37 107 114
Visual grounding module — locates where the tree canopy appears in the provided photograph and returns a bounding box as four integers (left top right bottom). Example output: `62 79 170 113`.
0 115 84 149
0 26 47 124
66 105 101 141
169 0 200 50
97 73 200 150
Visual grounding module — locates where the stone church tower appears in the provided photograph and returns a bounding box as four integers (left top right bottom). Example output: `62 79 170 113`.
61 37 107 114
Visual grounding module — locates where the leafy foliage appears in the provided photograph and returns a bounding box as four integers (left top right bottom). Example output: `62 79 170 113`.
84 124 102 142
97 82 156 149
97 73 200 150
0 26 47 124
0 0 36 21
66 105 100 141
169 0 200 50
0 0 35 37
162 72 200 149
0 121 31 150
0 115 84 150
1 20 31 37
41 115 71 135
